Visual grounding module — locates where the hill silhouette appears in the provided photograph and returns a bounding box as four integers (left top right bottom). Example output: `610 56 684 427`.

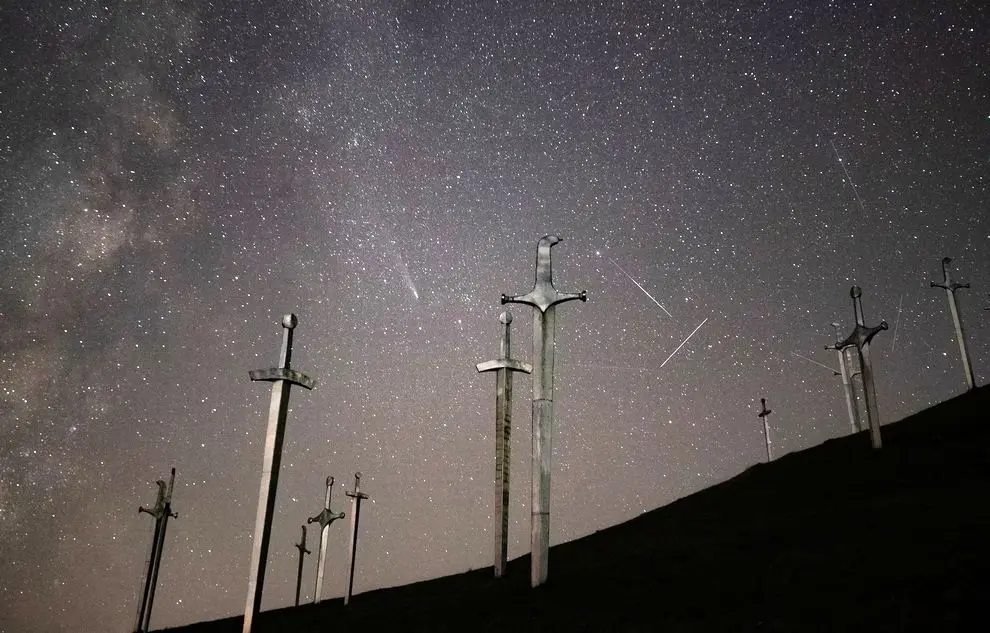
162 387 989 632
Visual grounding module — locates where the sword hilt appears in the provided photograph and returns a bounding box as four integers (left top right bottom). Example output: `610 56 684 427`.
501 235 587 313
346 472 369 500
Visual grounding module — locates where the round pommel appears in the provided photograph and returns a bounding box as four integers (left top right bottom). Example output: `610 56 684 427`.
326 476 334 487
942 256 952 265
579 290 588 302
500 293 509 305
282 313 298 329
498 311 512 325
850 286 862 298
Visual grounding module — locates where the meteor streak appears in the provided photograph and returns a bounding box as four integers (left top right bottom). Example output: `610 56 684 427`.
660 317 709 368
790 351 839 374
607 257 673 318
890 293 904 353
829 138 868 214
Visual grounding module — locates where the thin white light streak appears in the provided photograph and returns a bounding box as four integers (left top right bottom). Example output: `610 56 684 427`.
829 138 868 214
660 317 709 368
607 257 673 318
890 293 904 353
790 351 839 374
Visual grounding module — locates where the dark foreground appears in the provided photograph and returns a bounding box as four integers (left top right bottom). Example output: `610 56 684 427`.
163 387 990 632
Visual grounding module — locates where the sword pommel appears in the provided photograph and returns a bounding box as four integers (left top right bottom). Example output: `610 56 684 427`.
282 313 298 329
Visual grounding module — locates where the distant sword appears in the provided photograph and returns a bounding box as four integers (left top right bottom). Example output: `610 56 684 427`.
660 317 709 368
607 257 674 318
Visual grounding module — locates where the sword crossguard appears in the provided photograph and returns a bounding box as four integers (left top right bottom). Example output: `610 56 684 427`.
476 310 533 374
248 313 316 389
307 475 345 527
308 508 345 528
931 256 970 292
138 480 168 518
757 398 772 418
501 235 587 313
833 286 888 351
295 525 312 555
346 472 369 500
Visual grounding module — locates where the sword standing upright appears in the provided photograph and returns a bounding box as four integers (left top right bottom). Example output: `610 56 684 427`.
293 526 311 607
243 314 315 633
343 472 370 605
307 476 344 603
476 311 532 578
502 235 586 588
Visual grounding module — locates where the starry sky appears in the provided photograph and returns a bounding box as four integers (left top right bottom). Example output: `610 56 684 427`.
1 1 987 631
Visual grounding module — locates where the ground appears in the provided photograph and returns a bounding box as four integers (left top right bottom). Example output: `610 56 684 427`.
162 386 990 632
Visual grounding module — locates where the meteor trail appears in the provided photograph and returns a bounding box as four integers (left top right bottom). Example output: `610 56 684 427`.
829 138 868 214
660 317 709 368
606 257 673 318
790 351 839 375
890 293 904 353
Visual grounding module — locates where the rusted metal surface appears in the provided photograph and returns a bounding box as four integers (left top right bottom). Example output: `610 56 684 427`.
243 314 315 633
828 287 887 449
307 476 344 603
501 235 586 588
343 472 370 605
930 257 976 391
476 311 532 578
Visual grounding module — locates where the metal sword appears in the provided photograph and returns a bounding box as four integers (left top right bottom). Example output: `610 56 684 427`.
343 472 370 605
502 235 586 588
243 314 315 633
828 287 887 449
293 525 311 607
476 311 532 578
307 476 344 603
831 322 861 435
930 257 976 391
135 468 177 633
757 398 772 462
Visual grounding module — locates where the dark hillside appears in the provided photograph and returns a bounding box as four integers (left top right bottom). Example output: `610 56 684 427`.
163 387 990 632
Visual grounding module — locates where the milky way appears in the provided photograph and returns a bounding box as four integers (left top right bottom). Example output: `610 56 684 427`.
1 1 987 631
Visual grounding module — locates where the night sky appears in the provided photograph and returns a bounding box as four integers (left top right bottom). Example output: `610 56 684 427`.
1 1 987 631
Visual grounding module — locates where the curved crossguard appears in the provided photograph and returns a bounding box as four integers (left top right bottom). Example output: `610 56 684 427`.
248 314 315 390
308 476 345 529
930 257 970 293
827 286 888 352
826 286 886 449
501 236 587 313
476 311 533 375
139 480 168 518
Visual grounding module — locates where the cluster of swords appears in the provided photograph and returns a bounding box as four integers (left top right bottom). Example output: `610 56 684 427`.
241 314 371 633
477 235 586 587
134 468 177 633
